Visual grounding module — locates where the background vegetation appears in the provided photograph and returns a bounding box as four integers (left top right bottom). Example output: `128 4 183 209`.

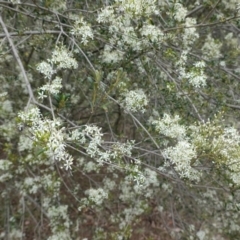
0 0 240 239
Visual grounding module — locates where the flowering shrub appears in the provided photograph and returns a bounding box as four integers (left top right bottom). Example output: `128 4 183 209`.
1 0 240 239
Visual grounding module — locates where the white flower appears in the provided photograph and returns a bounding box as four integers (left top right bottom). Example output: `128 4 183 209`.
174 3 187 22
183 18 199 46
68 129 86 144
18 135 33 151
36 61 56 79
18 107 74 170
115 0 159 17
186 62 207 88
103 178 116 191
0 92 7 98
222 0 239 10
202 34 222 60
39 76 62 97
50 46 78 70
140 24 164 43
83 161 98 172
150 113 186 140
102 45 124 63
187 73 207 88
97 6 115 23
143 168 159 187
10 0 21 4
196 230 206 240
86 188 108 205
71 17 94 45
24 177 40 194
84 125 103 144
98 151 111 162
1 100 12 112
38 91 47 100
194 61 205 68
63 155 73 170
37 46 78 80
178 60 207 88
47 0 66 11
18 107 41 122
163 140 201 181
122 89 148 113
111 141 134 158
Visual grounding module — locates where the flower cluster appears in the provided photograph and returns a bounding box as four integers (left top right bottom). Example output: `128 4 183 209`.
149 113 204 181
51 46 78 70
47 205 71 240
128 163 146 187
85 188 108 205
183 18 199 47
70 125 116 164
186 61 207 88
188 118 240 185
173 3 187 22
150 113 186 140
122 89 148 113
69 125 136 166
71 17 94 45
111 141 134 158
202 34 222 60
222 0 239 10
176 51 207 88
97 6 115 23
37 46 77 79
36 46 78 101
0 159 12 183
23 177 40 194
47 0 66 11
36 61 56 79
140 24 164 43
10 0 20 4
225 32 240 50
102 45 124 64
18 107 73 170
97 0 162 56
38 76 62 99
115 0 159 17
3 0 240 238
0 92 7 98
163 140 201 181
1 99 12 113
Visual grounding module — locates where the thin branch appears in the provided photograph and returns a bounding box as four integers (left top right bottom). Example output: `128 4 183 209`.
0 15 35 103
200 0 221 24
63 32 96 72
0 3 71 28
1 34 32 56
0 30 61 38
226 103 240 110
155 58 204 122
0 1 71 21
186 5 205 18
108 95 161 150
48 93 55 120
25 194 49 218
164 15 240 32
